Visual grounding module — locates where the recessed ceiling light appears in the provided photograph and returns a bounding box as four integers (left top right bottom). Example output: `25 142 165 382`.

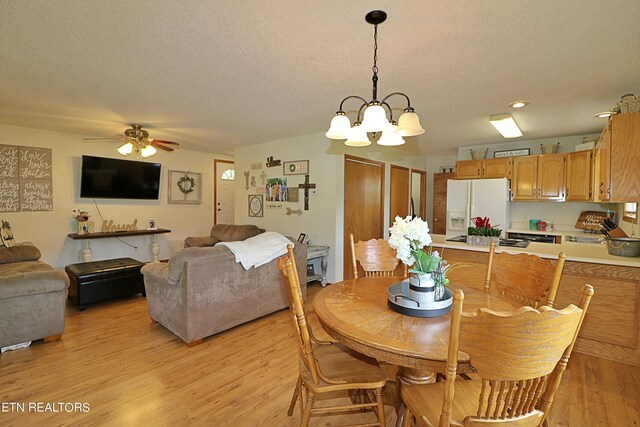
594 111 613 118
508 101 529 109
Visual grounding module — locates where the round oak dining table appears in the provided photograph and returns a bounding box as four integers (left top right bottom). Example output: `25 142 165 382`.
312 276 517 425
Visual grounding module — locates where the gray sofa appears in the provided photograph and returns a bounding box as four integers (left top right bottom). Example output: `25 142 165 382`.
0 245 70 349
142 225 307 346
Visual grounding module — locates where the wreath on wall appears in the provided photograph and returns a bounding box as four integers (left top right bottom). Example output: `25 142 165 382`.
177 174 195 194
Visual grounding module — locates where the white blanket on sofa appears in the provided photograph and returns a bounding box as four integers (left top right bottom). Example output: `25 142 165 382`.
216 231 293 270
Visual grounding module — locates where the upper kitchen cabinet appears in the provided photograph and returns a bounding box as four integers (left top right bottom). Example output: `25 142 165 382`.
608 112 640 202
455 160 482 179
594 124 611 202
482 158 512 179
512 154 565 201
455 158 511 179
566 150 593 202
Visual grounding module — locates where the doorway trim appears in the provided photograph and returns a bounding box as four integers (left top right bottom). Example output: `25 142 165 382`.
214 159 235 225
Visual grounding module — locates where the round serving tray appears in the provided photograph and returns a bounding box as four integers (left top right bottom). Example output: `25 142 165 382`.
387 281 453 318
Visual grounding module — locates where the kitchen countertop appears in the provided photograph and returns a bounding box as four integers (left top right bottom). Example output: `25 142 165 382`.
507 228 606 243
433 234 639 268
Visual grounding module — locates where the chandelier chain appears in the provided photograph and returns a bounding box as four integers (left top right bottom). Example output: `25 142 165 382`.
372 24 378 75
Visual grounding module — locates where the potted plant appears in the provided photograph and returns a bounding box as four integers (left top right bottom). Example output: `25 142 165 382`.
467 216 501 246
388 216 449 304
73 209 92 235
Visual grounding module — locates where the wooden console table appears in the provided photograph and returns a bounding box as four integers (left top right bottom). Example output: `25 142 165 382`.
67 229 171 262
307 245 329 286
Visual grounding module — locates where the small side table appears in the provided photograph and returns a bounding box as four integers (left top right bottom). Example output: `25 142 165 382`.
307 245 330 286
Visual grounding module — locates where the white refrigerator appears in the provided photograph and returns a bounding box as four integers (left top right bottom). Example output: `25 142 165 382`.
445 178 511 237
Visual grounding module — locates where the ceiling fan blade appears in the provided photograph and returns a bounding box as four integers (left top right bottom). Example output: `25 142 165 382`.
150 139 179 146
151 142 174 152
83 137 121 141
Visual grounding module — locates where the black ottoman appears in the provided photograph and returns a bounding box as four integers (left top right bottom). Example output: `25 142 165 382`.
65 258 145 310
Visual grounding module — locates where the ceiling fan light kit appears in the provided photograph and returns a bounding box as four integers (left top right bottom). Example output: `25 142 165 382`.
326 10 424 147
85 124 179 158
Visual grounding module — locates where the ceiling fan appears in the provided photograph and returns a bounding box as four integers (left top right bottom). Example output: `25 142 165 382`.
83 124 179 158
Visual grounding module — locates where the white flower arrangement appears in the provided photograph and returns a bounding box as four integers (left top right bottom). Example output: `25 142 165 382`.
388 216 437 274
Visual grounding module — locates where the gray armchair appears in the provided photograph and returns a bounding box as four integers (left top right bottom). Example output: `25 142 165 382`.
0 245 69 349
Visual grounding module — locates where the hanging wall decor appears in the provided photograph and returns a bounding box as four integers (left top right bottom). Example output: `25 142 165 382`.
248 194 263 218
168 170 202 204
266 156 281 167
0 144 53 212
283 160 309 175
286 187 299 202
251 162 262 170
298 174 316 210
265 178 288 202
243 171 250 190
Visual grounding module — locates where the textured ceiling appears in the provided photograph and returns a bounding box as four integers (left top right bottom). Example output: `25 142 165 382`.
1 1 639 156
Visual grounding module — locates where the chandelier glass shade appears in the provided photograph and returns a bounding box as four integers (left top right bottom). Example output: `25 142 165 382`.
326 10 424 147
117 139 157 158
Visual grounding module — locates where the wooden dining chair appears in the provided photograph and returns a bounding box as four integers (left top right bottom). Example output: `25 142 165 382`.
400 283 594 427
484 241 566 308
278 244 387 427
350 233 407 279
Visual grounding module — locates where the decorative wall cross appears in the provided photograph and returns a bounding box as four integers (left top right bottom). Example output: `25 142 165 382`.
243 171 249 190
298 174 316 211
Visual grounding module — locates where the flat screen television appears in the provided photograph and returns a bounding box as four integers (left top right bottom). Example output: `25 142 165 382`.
80 155 161 200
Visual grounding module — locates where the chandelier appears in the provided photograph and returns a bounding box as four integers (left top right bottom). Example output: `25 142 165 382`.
326 10 425 147
117 125 158 158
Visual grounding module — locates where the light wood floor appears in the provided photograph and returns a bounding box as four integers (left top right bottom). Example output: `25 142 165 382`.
1 283 639 426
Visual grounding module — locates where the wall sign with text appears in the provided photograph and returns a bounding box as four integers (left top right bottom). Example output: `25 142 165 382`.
283 160 309 175
0 144 53 212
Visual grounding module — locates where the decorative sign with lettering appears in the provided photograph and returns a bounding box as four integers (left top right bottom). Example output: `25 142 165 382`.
0 145 53 212
266 156 281 167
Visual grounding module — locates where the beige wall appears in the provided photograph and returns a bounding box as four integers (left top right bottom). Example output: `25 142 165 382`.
234 132 426 282
0 124 230 268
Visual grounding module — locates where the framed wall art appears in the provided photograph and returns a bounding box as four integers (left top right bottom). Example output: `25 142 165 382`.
168 170 202 204
248 194 264 217
283 160 309 175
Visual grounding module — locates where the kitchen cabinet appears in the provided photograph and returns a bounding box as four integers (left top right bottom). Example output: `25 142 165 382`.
482 157 512 179
455 160 482 179
608 112 640 202
594 124 611 202
512 154 565 201
455 158 511 179
566 150 593 201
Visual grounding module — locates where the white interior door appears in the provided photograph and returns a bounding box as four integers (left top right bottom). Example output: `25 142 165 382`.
215 161 235 225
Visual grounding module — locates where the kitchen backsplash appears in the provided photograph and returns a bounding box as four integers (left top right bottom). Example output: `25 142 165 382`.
510 201 620 232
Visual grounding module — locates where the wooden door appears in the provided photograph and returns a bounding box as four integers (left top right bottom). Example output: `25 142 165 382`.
214 160 235 224
390 165 410 226
538 153 566 201
610 112 640 202
432 172 454 234
410 169 427 219
482 158 512 179
566 150 593 201
511 156 537 201
455 160 482 179
344 156 385 280
595 124 611 202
